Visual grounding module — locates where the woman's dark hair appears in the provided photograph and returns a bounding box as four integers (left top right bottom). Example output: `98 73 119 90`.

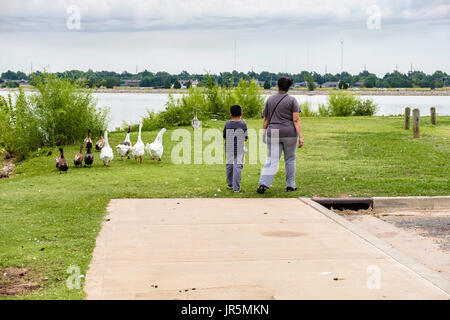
230 104 242 117
277 77 293 92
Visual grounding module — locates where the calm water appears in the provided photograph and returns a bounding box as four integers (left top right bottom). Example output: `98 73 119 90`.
2 91 449 130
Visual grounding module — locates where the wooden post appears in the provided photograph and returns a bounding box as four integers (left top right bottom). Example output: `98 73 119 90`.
413 108 420 138
404 107 410 130
430 107 436 125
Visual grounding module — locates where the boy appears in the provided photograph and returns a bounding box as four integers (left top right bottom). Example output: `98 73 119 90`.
223 105 248 193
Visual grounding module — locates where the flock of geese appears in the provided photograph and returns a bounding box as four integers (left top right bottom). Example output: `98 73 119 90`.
55 107 201 172
55 124 167 172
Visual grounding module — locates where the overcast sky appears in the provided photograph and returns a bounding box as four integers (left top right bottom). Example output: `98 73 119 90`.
0 0 449 76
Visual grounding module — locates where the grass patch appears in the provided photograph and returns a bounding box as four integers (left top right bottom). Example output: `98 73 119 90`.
0 116 449 299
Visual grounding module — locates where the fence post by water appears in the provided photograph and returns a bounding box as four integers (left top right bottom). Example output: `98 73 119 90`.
404 107 410 130
413 108 420 138
430 107 436 125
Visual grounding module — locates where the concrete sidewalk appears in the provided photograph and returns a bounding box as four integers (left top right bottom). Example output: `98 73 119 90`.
85 198 449 299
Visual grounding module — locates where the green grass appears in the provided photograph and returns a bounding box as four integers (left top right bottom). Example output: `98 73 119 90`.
0 116 449 299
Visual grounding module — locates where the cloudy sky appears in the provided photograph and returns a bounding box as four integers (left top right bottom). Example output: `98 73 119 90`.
0 0 449 76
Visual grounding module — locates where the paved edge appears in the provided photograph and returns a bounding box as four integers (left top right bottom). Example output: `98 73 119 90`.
373 196 450 210
299 197 450 296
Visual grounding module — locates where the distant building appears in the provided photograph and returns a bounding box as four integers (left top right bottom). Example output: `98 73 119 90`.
354 81 362 87
321 81 339 88
178 80 199 88
123 79 141 87
10 79 28 85
294 81 319 88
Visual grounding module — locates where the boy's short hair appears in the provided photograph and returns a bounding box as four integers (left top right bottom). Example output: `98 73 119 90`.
230 104 242 117
277 77 293 91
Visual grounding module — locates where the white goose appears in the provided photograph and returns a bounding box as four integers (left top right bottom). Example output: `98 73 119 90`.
145 128 167 161
116 125 132 160
99 130 114 166
191 108 200 129
130 122 145 163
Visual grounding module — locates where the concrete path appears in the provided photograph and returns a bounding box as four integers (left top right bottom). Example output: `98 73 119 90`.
85 198 449 299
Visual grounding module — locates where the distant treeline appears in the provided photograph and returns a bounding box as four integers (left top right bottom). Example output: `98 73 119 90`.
1 69 449 89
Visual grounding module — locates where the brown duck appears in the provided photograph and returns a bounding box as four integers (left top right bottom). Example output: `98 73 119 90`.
74 145 84 167
95 130 106 151
56 148 69 172
84 129 93 148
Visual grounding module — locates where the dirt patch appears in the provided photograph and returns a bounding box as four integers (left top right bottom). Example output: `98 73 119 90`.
0 158 15 179
0 267 40 296
331 207 376 216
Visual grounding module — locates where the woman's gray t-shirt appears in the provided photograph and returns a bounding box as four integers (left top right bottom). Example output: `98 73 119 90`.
263 93 300 138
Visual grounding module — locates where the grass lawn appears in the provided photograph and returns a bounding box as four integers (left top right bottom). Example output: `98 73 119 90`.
0 116 449 299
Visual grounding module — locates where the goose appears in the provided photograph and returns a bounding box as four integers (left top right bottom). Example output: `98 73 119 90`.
84 144 94 167
74 145 84 167
99 130 114 166
191 108 200 129
55 148 69 172
95 130 106 151
130 122 144 164
84 129 92 148
145 128 167 161
116 125 132 160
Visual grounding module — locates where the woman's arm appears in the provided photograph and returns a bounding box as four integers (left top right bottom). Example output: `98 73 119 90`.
262 117 268 130
292 112 303 148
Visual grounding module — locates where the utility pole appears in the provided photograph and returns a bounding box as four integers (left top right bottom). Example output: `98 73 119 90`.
234 38 237 71
340 40 344 74
325 64 327 74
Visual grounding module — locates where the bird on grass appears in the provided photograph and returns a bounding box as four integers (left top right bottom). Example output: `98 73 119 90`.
74 145 84 167
116 125 132 160
84 143 94 167
130 122 144 164
84 129 92 148
95 130 105 151
145 128 167 161
55 148 69 172
192 108 200 129
99 130 114 166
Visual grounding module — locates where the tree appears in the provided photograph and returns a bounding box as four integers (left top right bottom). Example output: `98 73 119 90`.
163 78 171 89
173 80 181 89
305 73 316 91
140 77 152 87
338 80 349 90
103 77 119 89
186 81 192 89
263 80 271 89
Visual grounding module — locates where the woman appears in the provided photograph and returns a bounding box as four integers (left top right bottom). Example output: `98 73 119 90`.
257 77 303 194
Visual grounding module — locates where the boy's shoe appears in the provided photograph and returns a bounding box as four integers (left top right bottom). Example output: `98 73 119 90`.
234 189 240 193
257 185 269 194
285 187 298 192
227 185 233 190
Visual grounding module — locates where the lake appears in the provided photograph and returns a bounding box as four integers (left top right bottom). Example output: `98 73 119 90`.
1 91 449 130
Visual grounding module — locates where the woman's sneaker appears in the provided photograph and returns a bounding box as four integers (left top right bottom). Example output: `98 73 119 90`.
257 185 269 194
285 187 297 192
227 185 233 190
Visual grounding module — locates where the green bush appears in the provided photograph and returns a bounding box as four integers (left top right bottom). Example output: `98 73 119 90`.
0 89 42 160
318 103 330 117
31 73 109 145
234 79 265 118
299 101 317 117
328 91 360 116
324 91 378 117
0 73 109 160
141 77 264 128
353 98 378 116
